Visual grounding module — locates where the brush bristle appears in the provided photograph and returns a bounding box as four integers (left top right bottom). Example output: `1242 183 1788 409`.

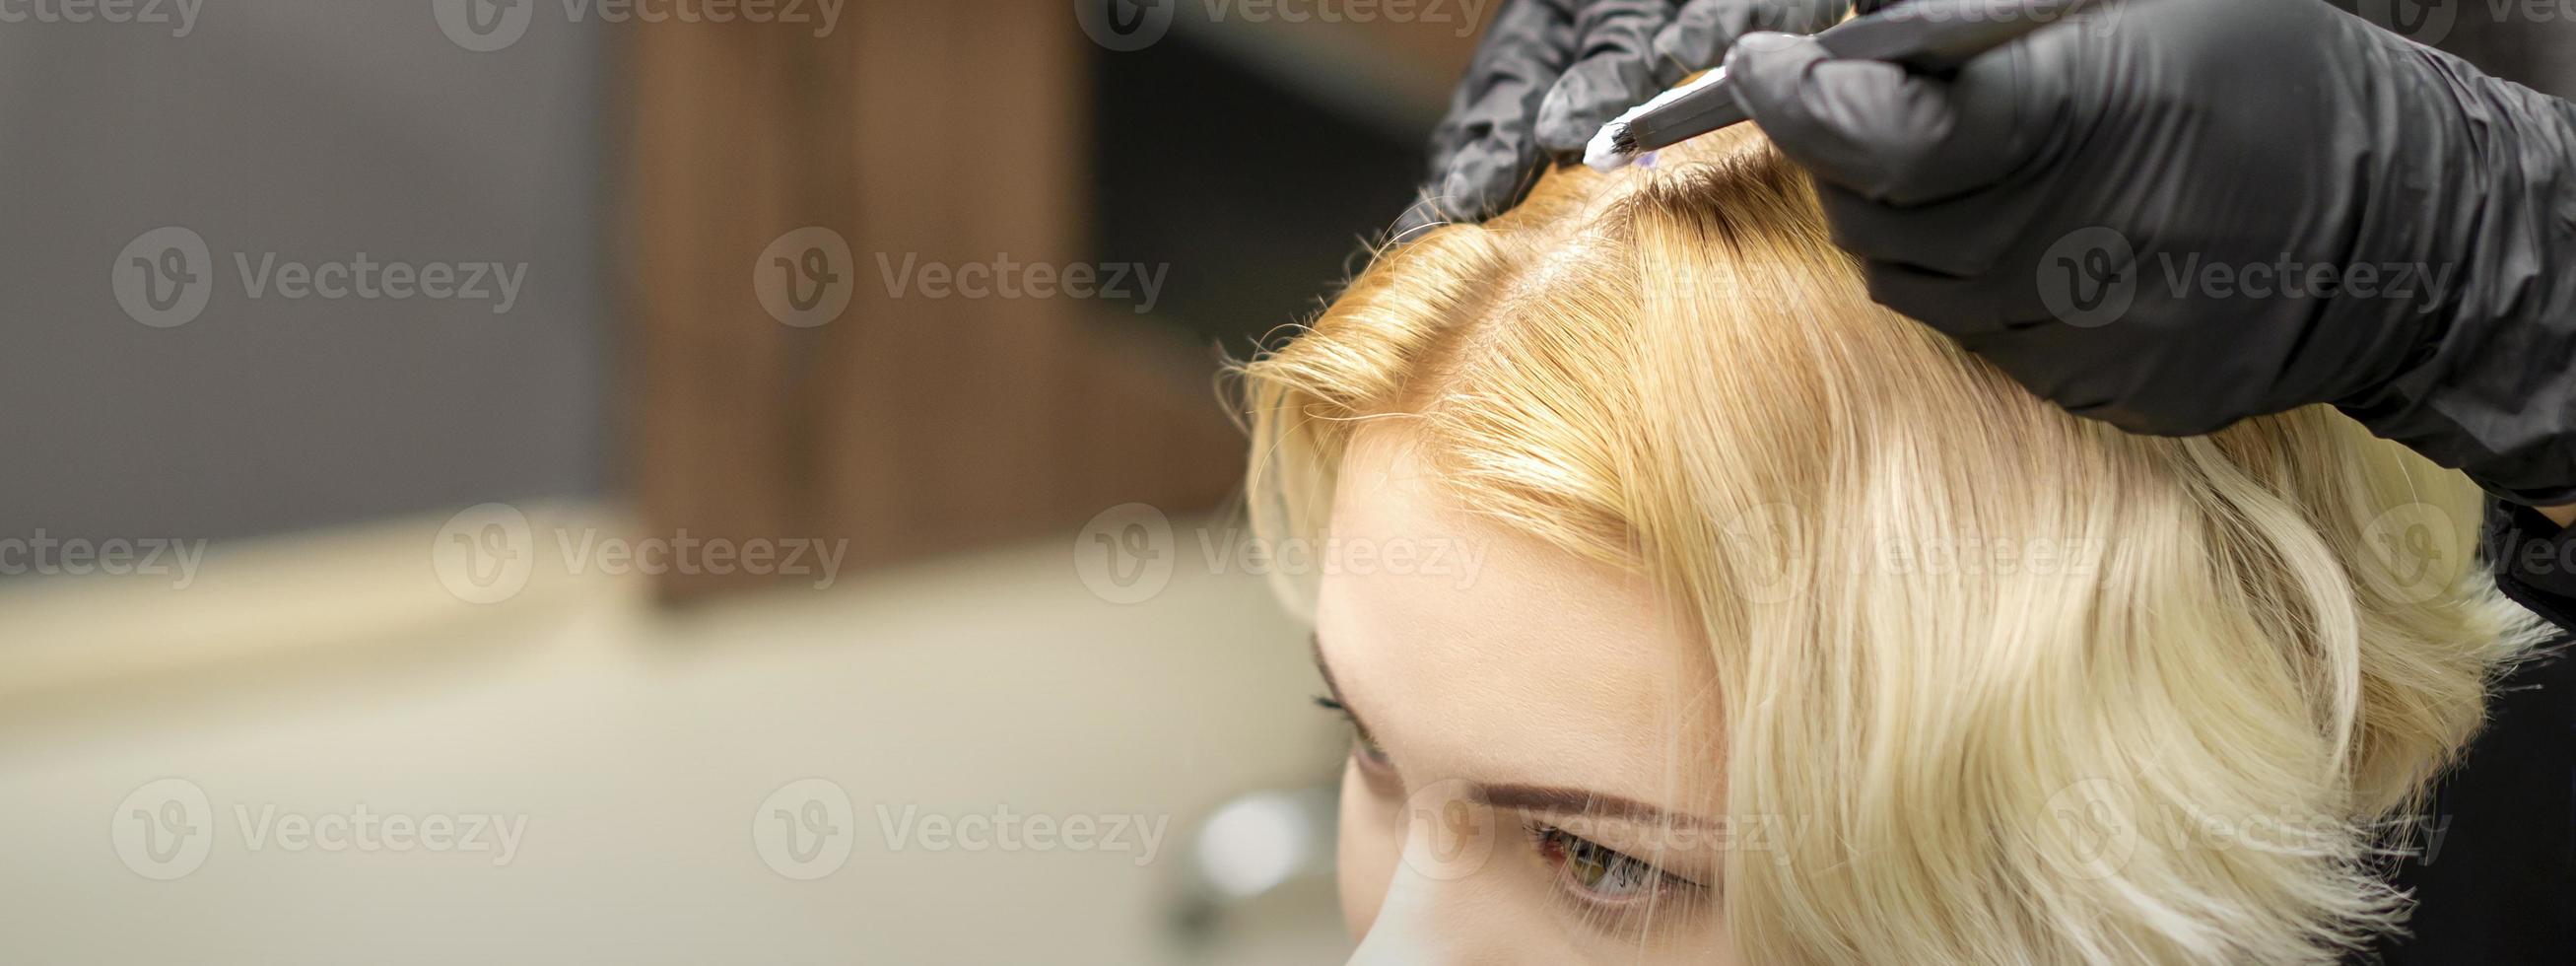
1584 121 1639 172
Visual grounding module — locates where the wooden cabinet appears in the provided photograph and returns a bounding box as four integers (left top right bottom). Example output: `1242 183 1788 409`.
626 1 1244 599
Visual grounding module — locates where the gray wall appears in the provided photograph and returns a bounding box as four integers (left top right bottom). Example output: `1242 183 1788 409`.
0 2 609 546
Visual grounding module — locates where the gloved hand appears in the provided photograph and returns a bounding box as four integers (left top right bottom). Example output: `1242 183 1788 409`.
1723 0 2576 505
1396 0 1858 236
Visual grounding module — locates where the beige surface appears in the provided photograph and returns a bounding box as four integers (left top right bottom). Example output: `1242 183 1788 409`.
0 511 1351 964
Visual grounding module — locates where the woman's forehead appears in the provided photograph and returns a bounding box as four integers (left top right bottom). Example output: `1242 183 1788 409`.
1315 426 1723 803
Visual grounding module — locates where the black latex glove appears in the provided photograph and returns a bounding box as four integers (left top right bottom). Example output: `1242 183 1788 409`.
1724 0 2576 505
1397 0 1856 237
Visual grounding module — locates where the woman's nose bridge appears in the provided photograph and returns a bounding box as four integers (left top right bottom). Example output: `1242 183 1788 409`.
1345 850 1446 965
1347 786 1513 965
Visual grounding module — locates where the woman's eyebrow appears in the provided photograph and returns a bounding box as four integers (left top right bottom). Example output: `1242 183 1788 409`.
1313 634 1714 833
1476 784 1714 832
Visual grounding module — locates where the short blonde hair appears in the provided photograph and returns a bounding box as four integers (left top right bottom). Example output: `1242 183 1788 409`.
1239 126 2547 963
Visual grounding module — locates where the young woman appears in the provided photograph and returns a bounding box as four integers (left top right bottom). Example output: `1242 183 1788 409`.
1238 125 2565 963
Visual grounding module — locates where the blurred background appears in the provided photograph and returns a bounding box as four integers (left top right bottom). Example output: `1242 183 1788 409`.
0 1 2564 962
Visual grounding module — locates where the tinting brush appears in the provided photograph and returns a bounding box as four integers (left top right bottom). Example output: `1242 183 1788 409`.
1585 0 2104 172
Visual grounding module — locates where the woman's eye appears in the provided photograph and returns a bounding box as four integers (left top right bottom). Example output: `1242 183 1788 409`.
1530 825 1683 902
1313 695 1392 768
1350 733 1391 766
1563 835 1655 895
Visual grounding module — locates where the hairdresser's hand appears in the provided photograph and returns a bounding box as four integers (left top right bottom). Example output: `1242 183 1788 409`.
1399 0 1864 235
1725 0 2576 504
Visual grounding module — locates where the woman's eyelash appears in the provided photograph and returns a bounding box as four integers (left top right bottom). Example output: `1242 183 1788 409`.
1312 694 1365 734
1313 695 1393 766
1312 691 1703 915
1525 822 1706 896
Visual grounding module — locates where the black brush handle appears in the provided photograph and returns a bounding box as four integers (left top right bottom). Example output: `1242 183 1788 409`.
1618 0 2103 158
1819 0 2103 74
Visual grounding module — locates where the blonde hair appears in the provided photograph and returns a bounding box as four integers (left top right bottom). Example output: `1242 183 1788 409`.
1239 126 2548 963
